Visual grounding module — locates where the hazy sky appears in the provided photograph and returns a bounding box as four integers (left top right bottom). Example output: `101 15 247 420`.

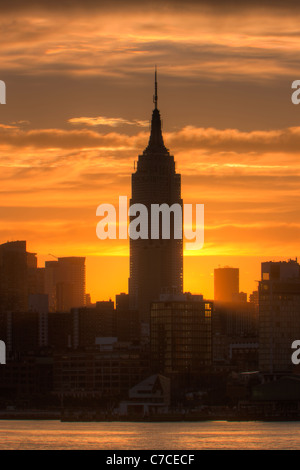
1 0 300 300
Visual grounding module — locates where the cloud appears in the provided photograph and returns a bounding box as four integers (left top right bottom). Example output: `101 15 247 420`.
2 0 300 13
167 126 300 155
2 5 300 82
2 124 300 159
0 126 143 151
0 123 18 129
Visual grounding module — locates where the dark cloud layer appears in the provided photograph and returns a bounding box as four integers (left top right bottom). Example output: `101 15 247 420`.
2 0 300 12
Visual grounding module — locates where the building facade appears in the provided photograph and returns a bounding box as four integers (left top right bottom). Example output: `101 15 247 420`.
150 295 212 377
259 259 300 373
45 257 86 312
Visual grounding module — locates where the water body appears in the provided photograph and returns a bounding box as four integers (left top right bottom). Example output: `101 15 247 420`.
0 420 300 450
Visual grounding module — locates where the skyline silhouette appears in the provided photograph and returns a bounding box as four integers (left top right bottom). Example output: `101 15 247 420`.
2 1 300 433
1 1 300 303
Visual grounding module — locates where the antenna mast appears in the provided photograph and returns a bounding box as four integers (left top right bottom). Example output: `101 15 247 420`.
153 66 158 109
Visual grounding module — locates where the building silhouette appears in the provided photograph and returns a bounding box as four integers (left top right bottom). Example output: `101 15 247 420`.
129 71 183 324
259 259 300 373
212 300 258 370
0 241 28 312
45 257 86 312
0 241 45 313
150 294 213 377
214 267 239 302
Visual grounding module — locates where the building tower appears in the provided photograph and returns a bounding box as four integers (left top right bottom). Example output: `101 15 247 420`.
45 257 86 312
259 259 300 373
129 70 183 324
214 267 239 303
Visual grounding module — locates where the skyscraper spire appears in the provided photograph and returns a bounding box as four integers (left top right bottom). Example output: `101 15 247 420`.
144 67 169 155
154 66 158 109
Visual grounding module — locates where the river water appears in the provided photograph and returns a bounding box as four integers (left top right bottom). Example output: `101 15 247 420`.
0 420 299 449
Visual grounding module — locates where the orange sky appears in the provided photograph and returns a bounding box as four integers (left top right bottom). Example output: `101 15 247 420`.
1 1 300 302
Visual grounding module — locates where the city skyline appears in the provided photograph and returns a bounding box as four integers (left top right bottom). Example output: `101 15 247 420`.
1 1 300 302
2 1 300 439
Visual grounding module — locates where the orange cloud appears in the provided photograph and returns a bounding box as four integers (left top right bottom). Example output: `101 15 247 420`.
68 116 149 128
2 6 300 81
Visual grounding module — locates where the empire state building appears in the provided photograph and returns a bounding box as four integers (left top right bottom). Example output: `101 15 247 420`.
129 71 183 323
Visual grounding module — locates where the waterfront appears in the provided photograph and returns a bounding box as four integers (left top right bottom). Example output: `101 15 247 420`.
0 420 300 450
